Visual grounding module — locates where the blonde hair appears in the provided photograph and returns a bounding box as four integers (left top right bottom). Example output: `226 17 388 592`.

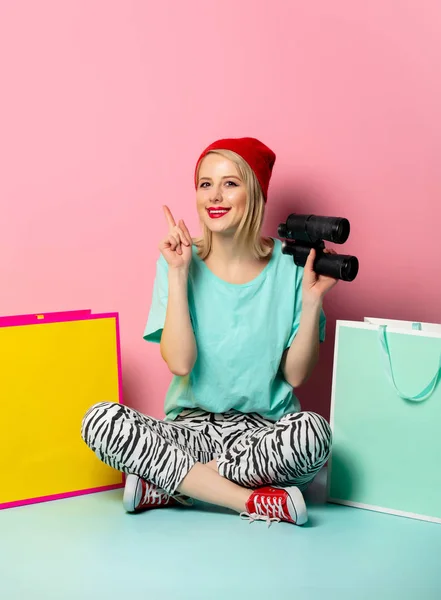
194 149 273 260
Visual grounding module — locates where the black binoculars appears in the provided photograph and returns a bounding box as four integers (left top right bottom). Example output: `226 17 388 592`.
278 214 359 282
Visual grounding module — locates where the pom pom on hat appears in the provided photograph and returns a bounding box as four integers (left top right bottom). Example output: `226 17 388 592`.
195 137 276 201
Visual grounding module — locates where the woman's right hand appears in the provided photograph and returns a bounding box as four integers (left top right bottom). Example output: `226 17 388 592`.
159 205 193 270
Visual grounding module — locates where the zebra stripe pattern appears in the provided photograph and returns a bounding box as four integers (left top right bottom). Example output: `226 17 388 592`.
81 403 332 494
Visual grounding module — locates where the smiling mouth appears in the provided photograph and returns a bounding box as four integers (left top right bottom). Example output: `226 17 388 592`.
207 208 231 219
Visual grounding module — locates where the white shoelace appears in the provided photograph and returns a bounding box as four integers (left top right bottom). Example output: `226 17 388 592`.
240 494 290 528
142 483 169 505
141 483 193 507
240 512 281 528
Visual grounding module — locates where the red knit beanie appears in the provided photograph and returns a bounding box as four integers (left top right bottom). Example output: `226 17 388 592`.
195 137 276 201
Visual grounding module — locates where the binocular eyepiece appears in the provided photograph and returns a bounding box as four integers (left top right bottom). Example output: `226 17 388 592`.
278 213 359 282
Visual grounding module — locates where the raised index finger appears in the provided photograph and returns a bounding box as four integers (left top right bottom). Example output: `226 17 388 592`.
163 205 176 230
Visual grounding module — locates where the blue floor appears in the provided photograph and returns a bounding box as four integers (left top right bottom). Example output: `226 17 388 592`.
1 474 440 600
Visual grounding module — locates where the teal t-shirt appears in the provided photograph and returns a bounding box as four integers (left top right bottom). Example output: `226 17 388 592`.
143 238 326 421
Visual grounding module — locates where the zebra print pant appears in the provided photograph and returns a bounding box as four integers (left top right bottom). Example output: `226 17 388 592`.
81 402 332 495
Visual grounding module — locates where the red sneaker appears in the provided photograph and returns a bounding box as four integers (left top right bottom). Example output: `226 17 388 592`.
242 486 308 527
123 474 192 513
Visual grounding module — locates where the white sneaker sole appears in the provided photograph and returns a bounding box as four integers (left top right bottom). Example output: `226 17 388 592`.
123 474 141 513
285 486 308 525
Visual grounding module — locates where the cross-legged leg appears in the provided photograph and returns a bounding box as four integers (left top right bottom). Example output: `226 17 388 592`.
81 402 251 513
217 411 332 491
81 402 216 494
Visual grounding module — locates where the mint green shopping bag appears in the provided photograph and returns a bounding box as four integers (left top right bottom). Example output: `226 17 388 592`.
327 319 441 523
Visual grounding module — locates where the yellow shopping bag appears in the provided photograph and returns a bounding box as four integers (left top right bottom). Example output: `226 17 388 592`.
0 310 124 509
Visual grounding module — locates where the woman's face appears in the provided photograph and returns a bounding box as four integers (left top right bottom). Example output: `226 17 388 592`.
196 153 248 236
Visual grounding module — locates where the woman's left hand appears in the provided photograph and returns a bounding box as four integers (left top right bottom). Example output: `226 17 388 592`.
302 248 339 306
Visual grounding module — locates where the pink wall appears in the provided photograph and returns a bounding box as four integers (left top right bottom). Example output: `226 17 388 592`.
1 1 440 420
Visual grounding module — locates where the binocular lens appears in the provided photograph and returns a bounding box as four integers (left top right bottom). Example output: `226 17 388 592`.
334 218 350 244
340 256 359 282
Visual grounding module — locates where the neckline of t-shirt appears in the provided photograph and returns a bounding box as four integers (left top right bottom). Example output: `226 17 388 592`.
195 237 280 288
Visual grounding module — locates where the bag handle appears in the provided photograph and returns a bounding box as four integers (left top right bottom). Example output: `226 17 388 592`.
379 325 441 402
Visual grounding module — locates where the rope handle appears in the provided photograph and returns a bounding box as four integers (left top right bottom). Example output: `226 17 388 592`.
378 324 441 402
